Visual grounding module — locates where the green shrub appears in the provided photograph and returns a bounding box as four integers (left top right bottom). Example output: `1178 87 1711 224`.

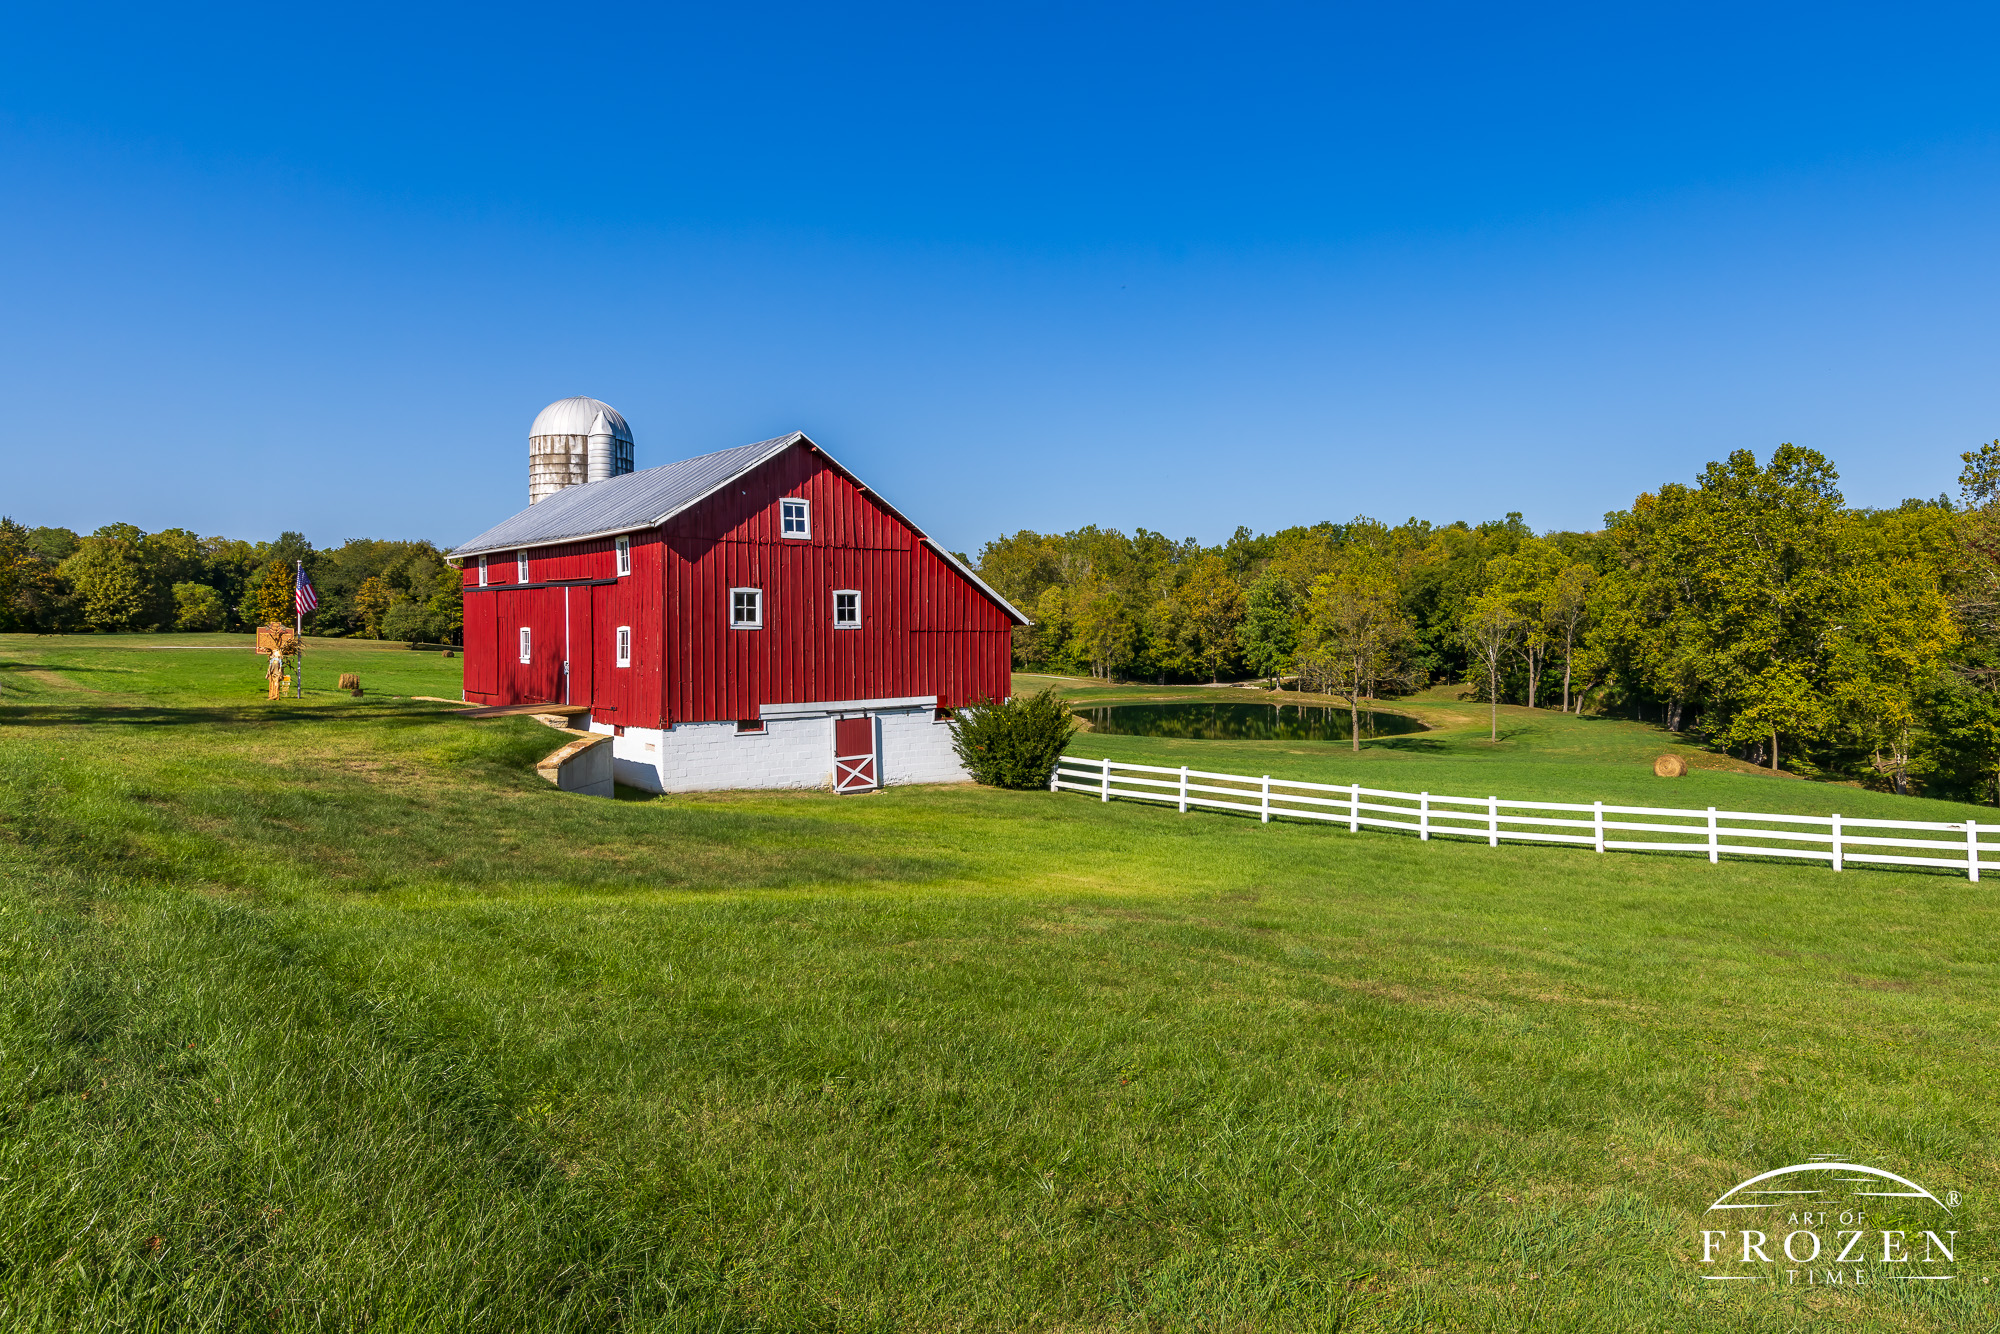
381 596 438 647
171 582 225 631
949 687 1077 789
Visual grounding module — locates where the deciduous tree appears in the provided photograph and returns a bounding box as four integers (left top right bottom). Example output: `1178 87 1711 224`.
248 559 297 629
172 583 225 631
355 576 394 639
59 536 147 631
1459 593 1522 742
1545 563 1595 713
1304 556 1415 751
1177 554 1245 683
1239 572 1298 686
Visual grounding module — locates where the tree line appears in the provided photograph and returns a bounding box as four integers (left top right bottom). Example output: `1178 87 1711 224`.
0 520 464 644
974 443 2000 801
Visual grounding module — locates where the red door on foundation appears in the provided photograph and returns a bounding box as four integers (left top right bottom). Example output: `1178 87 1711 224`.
833 715 877 792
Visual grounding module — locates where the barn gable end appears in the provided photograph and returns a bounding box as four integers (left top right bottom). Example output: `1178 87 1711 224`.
658 439 1015 726
451 430 1023 792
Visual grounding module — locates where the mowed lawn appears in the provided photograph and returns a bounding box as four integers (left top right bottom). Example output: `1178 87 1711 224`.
2 637 1997 1332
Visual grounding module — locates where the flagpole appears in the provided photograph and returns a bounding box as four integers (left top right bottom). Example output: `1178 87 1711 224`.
294 560 303 698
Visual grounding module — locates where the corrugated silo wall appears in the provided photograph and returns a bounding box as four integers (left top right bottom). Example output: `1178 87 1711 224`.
528 433 590 504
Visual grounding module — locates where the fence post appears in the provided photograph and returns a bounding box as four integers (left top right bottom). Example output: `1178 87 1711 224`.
1488 796 1499 848
1049 759 1059 794
1350 783 1360 833
1261 775 1270 824
1831 813 1842 871
1593 800 1604 854
1971 820 1981 883
1101 758 1111 803
1419 792 1429 841
1178 765 1188 814
1707 807 1718 864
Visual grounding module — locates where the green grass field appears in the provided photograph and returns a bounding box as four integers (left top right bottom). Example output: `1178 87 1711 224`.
3 635 1997 1331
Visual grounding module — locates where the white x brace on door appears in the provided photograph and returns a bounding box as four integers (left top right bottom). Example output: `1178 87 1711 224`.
832 715 877 792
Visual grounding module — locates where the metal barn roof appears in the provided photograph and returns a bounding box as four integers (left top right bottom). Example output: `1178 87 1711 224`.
452 433 797 558
448 432 1030 624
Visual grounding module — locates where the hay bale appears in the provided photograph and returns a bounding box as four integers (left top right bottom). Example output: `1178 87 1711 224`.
337 673 360 691
1653 753 1688 778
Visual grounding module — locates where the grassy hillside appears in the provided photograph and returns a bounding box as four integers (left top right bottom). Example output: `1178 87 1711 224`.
1027 673 1982 822
1 636 1995 1332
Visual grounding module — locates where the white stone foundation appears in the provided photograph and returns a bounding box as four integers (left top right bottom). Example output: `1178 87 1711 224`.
590 700 967 794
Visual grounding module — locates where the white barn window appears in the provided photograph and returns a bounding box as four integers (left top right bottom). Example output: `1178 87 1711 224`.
616 625 631 666
615 535 630 576
477 556 488 587
833 590 860 628
518 627 531 663
517 551 530 582
780 498 810 539
730 588 762 629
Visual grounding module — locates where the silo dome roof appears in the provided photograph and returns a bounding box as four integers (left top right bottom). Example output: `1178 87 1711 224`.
530 396 633 441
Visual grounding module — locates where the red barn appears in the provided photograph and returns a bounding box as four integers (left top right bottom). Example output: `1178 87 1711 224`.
448 426 1027 793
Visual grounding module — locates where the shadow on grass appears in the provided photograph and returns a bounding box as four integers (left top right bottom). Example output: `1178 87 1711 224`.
0 702 468 729
0 660 133 675
1450 724 1541 746
1356 736 1451 753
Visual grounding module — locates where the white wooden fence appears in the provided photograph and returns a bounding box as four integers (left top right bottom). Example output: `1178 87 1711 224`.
1051 755 1992 880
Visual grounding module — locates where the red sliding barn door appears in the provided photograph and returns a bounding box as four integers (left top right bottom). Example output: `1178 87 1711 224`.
496 589 564 704
832 715 877 793
464 591 496 697
564 586 593 707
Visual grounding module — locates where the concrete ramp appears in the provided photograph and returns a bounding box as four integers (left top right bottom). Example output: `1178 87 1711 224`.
536 733 615 797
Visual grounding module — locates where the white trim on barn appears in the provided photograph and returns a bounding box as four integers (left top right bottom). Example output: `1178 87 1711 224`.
760 694 936 718
780 497 811 539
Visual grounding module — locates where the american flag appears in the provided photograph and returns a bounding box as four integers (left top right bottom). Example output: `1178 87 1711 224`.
294 565 318 615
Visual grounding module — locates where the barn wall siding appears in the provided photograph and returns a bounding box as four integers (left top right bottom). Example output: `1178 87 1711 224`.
662 443 1015 725
457 530 666 718
455 438 1018 753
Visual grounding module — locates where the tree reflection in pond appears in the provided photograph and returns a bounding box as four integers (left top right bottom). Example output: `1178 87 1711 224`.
1078 701 1424 741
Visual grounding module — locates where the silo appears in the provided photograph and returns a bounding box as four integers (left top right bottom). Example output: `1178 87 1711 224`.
586 411 615 484
528 397 635 504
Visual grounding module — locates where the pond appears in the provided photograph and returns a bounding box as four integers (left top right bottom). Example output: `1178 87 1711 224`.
1076 700 1426 742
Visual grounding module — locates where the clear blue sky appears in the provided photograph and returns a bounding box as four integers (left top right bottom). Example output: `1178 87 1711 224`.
5 2 1998 555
